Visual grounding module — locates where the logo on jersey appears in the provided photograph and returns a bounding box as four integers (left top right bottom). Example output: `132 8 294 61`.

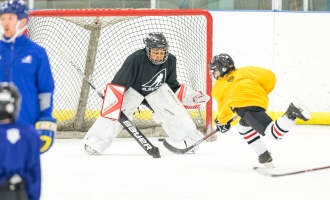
141 69 166 92
227 75 235 82
22 55 32 64
6 128 20 144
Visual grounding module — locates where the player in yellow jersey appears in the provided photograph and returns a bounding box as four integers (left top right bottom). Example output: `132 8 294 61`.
209 53 311 168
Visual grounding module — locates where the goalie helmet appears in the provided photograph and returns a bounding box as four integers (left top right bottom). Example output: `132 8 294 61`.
143 32 169 65
209 53 235 79
0 82 21 121
0 0 29 20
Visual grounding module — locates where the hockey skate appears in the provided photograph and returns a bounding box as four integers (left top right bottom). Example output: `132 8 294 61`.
258 151 275 168
84 144 99 155
285 97 311 121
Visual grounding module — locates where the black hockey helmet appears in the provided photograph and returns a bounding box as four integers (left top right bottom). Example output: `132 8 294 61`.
143 32 169 65
209 53 235 79
0 82 21 121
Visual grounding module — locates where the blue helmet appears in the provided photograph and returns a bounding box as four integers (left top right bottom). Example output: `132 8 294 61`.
0 0 29 20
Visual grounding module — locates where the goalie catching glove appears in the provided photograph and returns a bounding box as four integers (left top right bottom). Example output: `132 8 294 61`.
36 117 57 154
175 84 210 109
215 118 231 133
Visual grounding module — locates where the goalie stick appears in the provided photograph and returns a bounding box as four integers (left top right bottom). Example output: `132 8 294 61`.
253 165 330 177
163 115 240 154
60 51 161 158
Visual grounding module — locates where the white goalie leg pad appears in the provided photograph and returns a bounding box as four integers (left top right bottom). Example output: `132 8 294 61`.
82 87 144 153
145 83 202 143
183 130 204 148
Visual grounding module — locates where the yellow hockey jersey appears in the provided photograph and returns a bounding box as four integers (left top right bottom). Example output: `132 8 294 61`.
212 66 276 124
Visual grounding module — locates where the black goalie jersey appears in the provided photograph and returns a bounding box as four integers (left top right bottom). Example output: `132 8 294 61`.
111 49 180 96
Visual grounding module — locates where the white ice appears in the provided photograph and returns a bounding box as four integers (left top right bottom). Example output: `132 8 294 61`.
40 125 330 200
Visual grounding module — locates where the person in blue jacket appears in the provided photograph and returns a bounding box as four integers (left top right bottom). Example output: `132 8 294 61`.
0 0 56 153
0 82 41 200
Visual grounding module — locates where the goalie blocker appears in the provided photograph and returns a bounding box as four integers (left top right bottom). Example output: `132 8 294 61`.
100 83 126 120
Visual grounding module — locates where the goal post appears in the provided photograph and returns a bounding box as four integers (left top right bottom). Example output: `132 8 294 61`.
28 9 213 136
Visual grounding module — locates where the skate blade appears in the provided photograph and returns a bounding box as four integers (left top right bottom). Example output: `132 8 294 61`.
263 162 275 169
293 97 311 121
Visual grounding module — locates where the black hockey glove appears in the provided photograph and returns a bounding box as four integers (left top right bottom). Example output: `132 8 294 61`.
215 118 231 133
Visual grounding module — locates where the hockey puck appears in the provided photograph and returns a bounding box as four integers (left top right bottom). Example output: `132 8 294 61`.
158 138 165 142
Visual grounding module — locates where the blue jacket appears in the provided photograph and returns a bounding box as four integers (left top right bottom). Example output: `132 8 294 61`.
0 34 55 125
0 123 41 200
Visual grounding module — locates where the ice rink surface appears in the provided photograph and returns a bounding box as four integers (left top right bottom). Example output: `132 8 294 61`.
41 125 330 200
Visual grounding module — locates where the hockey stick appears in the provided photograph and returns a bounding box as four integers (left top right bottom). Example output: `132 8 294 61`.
59 51 161 158
253 166 330 177
163 115 240 155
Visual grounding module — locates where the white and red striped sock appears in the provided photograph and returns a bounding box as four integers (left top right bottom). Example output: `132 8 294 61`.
237 123 268 156
265 116 296 140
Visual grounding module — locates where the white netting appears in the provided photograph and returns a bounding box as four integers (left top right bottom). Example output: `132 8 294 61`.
28 9 212 133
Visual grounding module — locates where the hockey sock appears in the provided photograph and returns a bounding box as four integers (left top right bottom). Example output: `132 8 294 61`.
265 116 296 140
237 123 268 156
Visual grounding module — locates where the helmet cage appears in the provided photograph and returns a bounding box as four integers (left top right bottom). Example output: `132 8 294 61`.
144 33 169 65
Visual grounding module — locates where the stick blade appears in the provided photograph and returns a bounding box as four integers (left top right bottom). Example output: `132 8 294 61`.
151 147 161 158
163 140 192 155
253 167 276 177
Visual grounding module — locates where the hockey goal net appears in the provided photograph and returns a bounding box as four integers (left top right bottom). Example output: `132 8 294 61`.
28 9 213 136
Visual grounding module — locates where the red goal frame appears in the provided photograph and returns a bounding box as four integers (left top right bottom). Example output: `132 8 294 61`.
29 9 213 133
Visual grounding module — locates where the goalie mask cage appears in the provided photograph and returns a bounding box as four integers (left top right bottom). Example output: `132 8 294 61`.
29 9 213 135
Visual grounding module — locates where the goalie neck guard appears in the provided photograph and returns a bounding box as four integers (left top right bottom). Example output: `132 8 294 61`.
0 82 21 121
143 32 169 65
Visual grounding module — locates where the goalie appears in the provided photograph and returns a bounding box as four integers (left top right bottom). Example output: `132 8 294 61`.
83 32 210 155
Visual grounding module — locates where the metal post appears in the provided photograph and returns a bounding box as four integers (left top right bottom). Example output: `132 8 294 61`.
273 0 282 11
28 0 34 9
151 0 156 9
303 0 309 11
74 26 101 131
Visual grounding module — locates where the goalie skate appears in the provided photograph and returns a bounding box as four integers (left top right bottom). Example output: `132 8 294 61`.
84 144 99 155
285 97 311 121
